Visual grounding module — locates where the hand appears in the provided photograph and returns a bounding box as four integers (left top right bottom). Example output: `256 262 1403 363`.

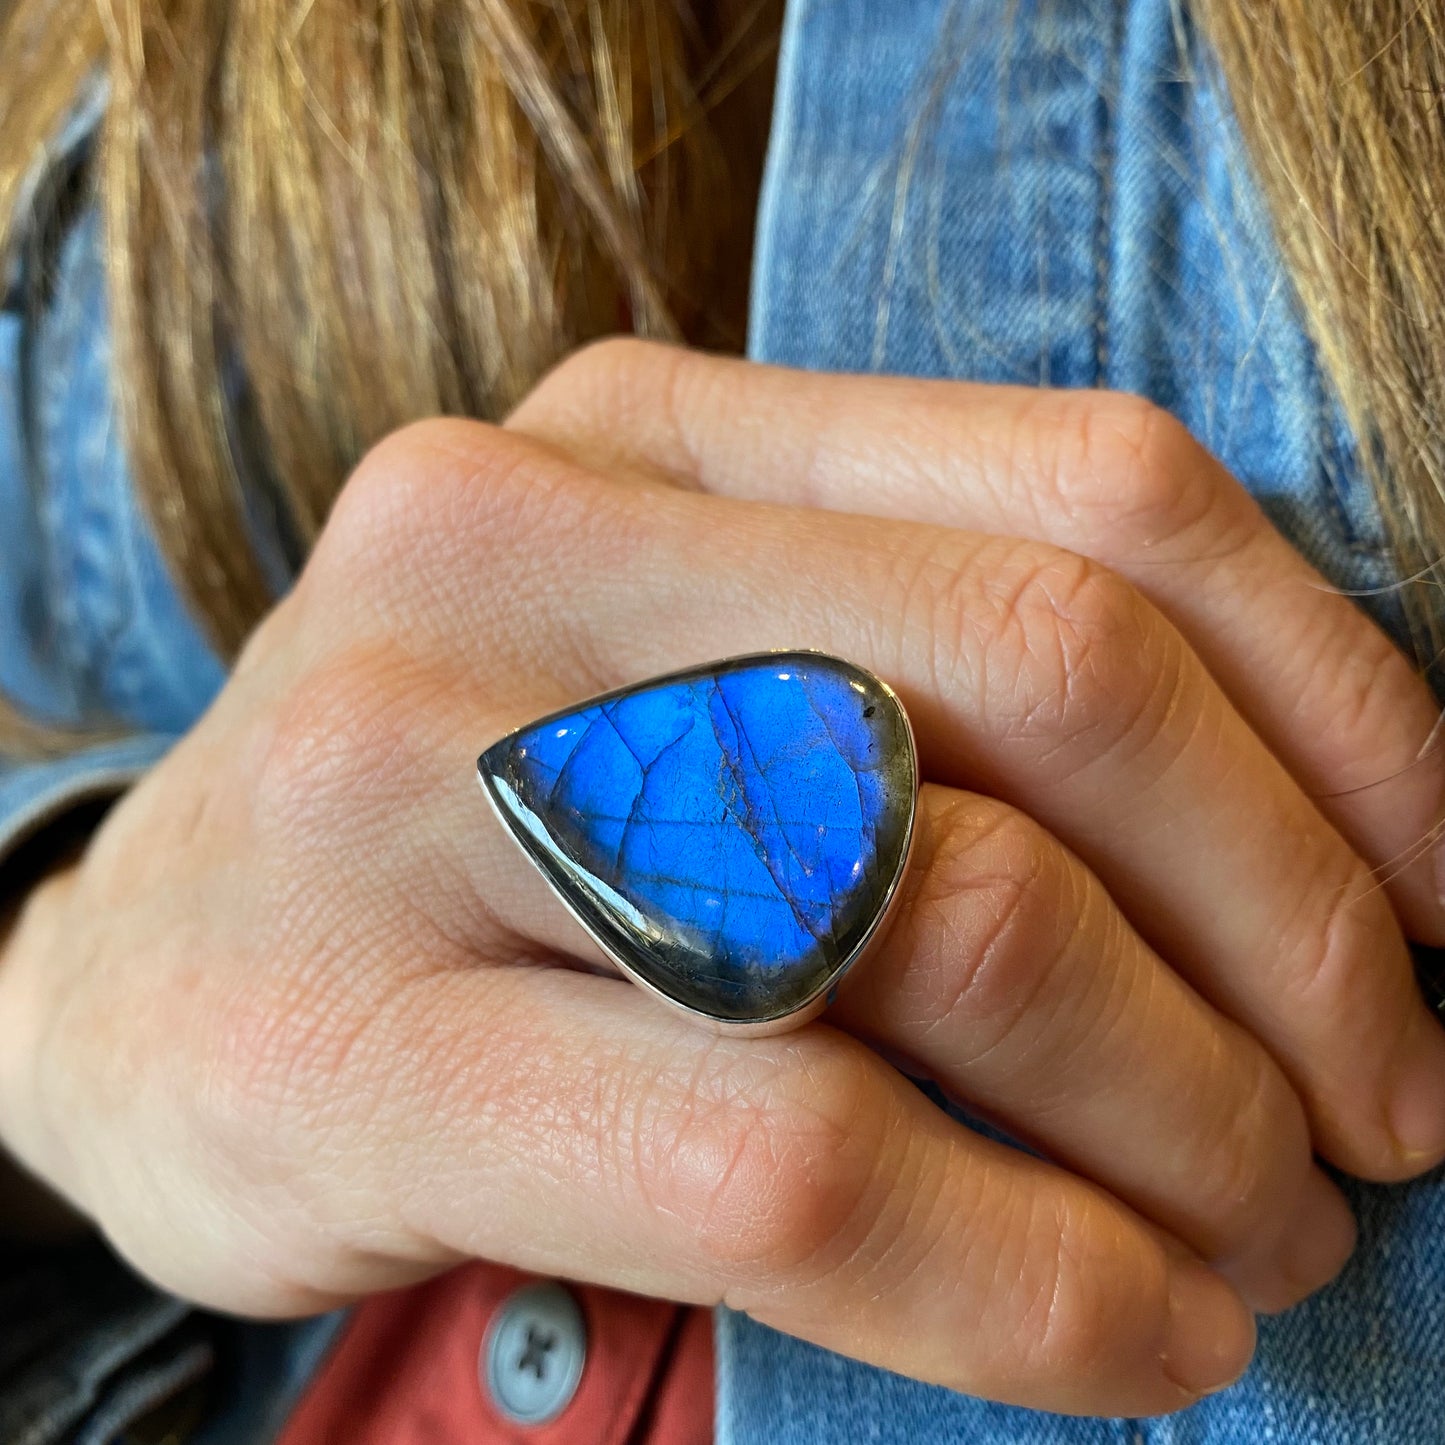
4 340 1445 1417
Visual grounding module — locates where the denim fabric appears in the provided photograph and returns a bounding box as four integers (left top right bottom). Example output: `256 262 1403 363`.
2 0 1443 1441
0 191 222 861
750 0 1397 620
723 0 1445 1442
0 1241 202 1445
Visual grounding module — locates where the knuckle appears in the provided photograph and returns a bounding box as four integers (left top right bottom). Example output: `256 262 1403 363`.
306 417 623 682
313 417 573 593
1000 1189 1165 1387
1283 850 1398 1019
252 642 436 841
902 802 1083 1051
1296 623 1426 781
635 1038 888 1282
321 418 482 556
512 336 697 478
1191 1046 1311 1256
972 546 1183 761
528 335 659 411
1063 394 1222 543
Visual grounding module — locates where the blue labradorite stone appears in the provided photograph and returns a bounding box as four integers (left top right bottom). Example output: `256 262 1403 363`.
478 653 917 1024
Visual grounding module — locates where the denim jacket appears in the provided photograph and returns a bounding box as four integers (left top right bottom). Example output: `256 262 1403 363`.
4 0 1444 1441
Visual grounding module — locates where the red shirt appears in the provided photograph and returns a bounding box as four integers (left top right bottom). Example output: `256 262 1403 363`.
276 1263 713 1445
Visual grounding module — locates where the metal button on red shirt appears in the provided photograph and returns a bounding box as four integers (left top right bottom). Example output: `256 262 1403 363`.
275 1262 713 1445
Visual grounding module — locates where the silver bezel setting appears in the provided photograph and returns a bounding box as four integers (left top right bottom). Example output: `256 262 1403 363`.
477 649 920 1037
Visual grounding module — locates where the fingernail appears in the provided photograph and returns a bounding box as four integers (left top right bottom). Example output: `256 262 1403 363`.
1227 1174 1357 1314
1161 1261 1256 1397
1388 1019 1445 1164
1274 1177 1357 1298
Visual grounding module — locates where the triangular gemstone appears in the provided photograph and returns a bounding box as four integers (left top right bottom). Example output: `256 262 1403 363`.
478 653 917 1026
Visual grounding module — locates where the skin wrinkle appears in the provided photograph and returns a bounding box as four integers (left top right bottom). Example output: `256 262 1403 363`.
1031 404 1242 570
1000 861 1121 1082
717 1070 893 1297
632 1058 721 1237
888 800 1035 1041
1181 1029 1294 1256
1016 1204 1076 1388
1045 625 1206 836
927 847 1071 1076
1290 622 1426 785
1271 847 1396 1023
810 1101 950 1318
1066 900 1158 1085
1045 608 1189 784
655 1048 841 1282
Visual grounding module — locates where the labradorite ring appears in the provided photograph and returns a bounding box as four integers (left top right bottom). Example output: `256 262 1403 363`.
477 652 919 1035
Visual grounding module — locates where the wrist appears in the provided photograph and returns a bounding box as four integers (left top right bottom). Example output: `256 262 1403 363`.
0 862 88 1241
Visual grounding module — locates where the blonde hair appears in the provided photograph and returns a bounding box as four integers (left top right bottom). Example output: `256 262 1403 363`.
0 0 1441 725
1197 0 1445 665
0 0 777 683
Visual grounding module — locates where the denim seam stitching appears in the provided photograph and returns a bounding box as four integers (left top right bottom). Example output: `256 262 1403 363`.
1093 9 1121 388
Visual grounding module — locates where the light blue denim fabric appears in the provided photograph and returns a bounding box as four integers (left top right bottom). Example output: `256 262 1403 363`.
1 198 224 864
2 0 1443 1441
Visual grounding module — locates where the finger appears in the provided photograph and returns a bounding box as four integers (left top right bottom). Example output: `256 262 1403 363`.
507 340 1445 946
221 611 1352 1310
309 420 1445 1180
191 960 1258 1417
829 785 1357 1314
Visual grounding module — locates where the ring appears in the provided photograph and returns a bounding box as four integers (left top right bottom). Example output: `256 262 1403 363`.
477 651 919 1034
